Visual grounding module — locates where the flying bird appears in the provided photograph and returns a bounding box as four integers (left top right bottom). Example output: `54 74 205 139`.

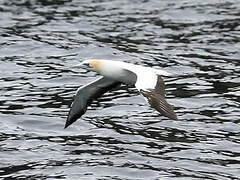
65 59 178 128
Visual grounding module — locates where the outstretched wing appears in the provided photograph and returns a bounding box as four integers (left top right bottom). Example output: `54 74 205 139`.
65 77 121 128
139 75 178 120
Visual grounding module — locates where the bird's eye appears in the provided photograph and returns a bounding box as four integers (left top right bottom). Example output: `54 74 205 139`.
86 63 92 68
82 62 90 68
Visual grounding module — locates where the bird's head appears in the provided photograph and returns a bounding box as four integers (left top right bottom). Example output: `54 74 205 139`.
76 59 102 72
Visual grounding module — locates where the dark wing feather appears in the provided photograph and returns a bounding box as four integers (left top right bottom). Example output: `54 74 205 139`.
139 75 177 120
140 89 178 120
65 77 121 128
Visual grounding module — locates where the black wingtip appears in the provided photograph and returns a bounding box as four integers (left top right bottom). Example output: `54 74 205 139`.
64 113 79 129
171 114 178 120
163 108 178 121
167 109 178 120
64 118 72 129
64 122 70 129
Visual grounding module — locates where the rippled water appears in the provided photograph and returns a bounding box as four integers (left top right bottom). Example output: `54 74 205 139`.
1 0 240 179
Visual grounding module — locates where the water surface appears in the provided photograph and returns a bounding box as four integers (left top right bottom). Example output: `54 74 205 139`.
1 0 240 179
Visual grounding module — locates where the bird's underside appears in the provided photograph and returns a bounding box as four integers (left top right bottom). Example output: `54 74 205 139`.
65 75 177 128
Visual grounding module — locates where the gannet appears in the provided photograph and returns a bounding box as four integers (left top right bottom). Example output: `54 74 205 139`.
65 59 178 128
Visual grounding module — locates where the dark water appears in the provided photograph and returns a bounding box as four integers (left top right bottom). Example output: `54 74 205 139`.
1 0 240 179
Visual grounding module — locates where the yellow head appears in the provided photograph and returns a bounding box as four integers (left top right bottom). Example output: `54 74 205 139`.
87 59 102 71
78 59 103 72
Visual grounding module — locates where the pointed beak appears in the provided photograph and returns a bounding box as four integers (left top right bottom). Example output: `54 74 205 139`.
73 61 93 71
73 61 88 68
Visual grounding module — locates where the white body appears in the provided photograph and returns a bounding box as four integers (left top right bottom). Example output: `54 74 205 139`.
92 60 171 90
